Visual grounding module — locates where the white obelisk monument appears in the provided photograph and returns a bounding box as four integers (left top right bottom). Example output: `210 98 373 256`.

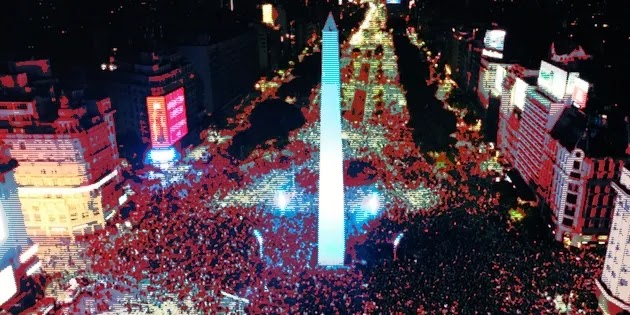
317 12 345 266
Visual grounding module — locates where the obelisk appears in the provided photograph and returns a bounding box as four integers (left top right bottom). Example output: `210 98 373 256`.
318 12 345 266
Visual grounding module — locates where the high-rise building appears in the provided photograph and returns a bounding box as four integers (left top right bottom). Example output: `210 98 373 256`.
101 50 202 162
318 12 345 267
0 60 124 238
178 28 259 115
597 165 630 314
495 64 538 165
495 56 627 247
545 106 625 247
0 143 42 312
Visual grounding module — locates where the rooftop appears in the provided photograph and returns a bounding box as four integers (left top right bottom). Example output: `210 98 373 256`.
549 106 627 159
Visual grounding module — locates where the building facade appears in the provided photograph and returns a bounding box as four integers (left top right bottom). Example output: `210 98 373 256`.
179 28 259 115
103 50 202 160
0 148 42 312
597 166 630 314
496 64 538 166
0 90 123 238
495 58 627 248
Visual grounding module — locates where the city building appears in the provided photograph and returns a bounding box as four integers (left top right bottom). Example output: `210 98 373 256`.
477 28 508 109
178 28 259 116
101 50 203 162
0 143 42 312
0 60 124 238
495 55 628 247
513 61 570 189
495 64 538 165
597 165 630 314
318 12 345 266
445 27 483 93
545 106 625 247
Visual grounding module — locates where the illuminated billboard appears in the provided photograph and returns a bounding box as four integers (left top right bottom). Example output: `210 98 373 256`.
146 96 168 148
511 78 527 110
262 4 274 25
571 77 589 109
537 61 568 100
483 30 506 52
146 87 188 148
386 0 401 4
165 87 188 145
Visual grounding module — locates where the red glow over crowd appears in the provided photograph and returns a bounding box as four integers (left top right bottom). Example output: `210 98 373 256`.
36 12 605 314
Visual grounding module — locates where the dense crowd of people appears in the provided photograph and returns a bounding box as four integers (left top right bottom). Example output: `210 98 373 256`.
36 2 606 314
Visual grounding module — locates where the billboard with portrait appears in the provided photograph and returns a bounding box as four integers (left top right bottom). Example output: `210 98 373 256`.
146 95 169 148
537 61 568 100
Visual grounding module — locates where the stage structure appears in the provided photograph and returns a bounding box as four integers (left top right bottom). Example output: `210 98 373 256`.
318 12 346 266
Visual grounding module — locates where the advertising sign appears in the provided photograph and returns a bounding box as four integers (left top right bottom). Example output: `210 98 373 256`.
146 96 169 148
262 4 274 25
537 61 568 100
483 30 506 52
386 0 401 4
571 78 589 109
165 87 188 145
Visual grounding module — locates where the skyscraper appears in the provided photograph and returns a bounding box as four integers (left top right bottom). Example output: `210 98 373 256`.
318 12 345 267
597 165 630 313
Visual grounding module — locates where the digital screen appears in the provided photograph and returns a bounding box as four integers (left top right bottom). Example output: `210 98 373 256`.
165 87 188 145
564 72 580 96
146 88 188 148
146 96 169 148
0 266 17 305
537 61 568 100
483 30 506 52
511 78 527 110
262 4 273 25
386 0 401 4
571 78 589 109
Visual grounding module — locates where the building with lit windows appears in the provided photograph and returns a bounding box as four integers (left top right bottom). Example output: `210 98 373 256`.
0 144 42 313
495 64 538 166
0 61 123 238
513 62 568 189
597 165 630 314
495 55 627 247
545 106 625 247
